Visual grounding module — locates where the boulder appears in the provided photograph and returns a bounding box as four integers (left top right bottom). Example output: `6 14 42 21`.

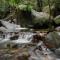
54 15 60 25
45 31 60 49
55 48 60 57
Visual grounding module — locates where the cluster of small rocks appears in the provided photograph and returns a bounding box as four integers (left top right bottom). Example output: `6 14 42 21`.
0 48 30 60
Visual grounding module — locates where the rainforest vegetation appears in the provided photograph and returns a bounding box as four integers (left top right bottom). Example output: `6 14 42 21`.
0 1 60 59
0 0 60 29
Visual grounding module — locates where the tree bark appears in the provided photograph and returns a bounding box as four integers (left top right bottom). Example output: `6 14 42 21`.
37 0 42 12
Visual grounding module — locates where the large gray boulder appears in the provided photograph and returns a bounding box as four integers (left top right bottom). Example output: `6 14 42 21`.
46 31 60 49
31 9 50 26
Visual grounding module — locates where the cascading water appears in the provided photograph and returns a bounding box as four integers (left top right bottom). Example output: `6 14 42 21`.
0 20 60 60
0 32 60 60
10 32 34 44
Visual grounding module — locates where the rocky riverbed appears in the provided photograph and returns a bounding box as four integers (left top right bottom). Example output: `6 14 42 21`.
0 43 60 60
0 31 60 60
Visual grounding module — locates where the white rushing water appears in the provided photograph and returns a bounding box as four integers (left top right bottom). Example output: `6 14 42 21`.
0 32 34 44
10 32 34 44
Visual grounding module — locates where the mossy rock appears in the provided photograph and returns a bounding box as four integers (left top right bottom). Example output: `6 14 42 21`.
32 11 50 24
54 15 60 25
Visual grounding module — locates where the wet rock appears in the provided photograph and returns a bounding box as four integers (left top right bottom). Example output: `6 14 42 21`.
55 26 60 31
55 48 60 57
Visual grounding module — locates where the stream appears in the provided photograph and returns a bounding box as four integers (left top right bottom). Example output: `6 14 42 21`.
0 29 60 60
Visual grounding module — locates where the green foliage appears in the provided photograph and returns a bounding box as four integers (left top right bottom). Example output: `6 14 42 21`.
8 0 21 6
43 0 55 7
0 0 60 28
0 0 9 12
55 0 60 8
43 5 55 14
0 0 10 18
18 4 33 11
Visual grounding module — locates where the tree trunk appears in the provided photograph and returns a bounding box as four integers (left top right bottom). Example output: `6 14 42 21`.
37 0 42 12
48 0 53 29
